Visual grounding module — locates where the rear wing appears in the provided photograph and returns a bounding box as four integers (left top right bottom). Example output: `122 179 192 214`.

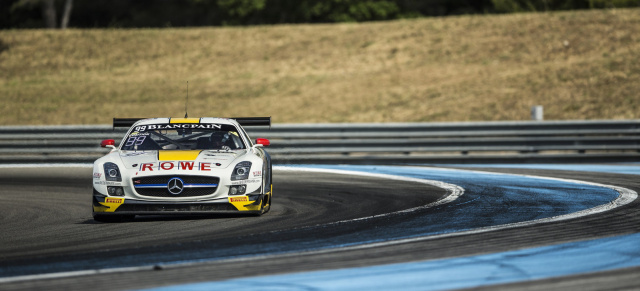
113 117 271 129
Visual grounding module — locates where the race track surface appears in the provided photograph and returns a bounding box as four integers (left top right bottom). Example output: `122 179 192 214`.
0 166 639 290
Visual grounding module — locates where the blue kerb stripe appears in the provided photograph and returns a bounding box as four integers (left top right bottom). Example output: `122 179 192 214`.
142 232 640 291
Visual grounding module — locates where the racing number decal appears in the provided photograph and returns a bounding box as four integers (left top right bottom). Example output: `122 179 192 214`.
125 136 147 147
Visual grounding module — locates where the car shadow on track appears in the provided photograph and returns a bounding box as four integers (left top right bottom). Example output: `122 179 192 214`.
79 214 260 224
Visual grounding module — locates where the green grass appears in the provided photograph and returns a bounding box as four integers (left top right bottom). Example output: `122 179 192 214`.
0 8 639 125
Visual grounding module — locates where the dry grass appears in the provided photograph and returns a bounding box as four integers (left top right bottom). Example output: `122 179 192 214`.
0 8 639 125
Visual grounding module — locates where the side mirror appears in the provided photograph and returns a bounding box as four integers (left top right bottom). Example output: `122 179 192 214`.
255 138 270 147
101 139 115 149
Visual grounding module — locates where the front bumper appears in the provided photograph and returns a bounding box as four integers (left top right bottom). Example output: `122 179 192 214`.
92 193 264 215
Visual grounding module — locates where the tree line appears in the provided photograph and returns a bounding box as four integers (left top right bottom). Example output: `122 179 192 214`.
2 0 639 29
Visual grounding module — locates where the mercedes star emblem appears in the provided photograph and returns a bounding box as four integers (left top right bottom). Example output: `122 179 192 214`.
167 177 184 195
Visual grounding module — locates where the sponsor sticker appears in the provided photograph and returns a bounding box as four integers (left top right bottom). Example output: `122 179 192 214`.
129 132 149 136
253 171 262 177
139 161 223 172
231 179 260 185
93 172 102 179
94 181 122 186
105 197 124 204
134 124 222 132
230 197 248 202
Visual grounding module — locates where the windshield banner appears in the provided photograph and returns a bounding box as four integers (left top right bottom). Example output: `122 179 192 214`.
134 124 222 132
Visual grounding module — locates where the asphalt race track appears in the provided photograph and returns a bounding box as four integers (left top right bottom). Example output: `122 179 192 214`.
0 165 639 290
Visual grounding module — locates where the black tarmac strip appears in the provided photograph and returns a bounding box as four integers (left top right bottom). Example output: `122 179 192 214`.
0 166 639 290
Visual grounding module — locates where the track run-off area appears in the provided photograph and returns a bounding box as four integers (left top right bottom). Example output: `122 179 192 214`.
0 163 639 290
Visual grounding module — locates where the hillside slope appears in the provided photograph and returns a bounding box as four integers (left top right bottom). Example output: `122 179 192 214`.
0 9 638 125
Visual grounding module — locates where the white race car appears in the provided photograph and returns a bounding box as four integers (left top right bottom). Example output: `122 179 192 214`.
92 117 272 222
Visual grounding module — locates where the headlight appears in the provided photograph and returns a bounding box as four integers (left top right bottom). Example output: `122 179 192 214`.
103 162 122 182
107 186 125 196
231 161 251 181
228 184 246 196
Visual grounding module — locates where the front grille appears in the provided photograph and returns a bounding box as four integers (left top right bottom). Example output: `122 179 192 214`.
134 175 219 185
132 175 220 198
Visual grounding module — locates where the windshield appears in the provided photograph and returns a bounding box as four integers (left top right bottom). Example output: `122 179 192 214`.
121 123 246 151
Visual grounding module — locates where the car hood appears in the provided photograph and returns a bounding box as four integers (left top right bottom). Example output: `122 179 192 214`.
117 150 243 170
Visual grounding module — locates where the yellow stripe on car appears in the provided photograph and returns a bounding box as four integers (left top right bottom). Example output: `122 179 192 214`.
158 150 201 161
169 118 200 123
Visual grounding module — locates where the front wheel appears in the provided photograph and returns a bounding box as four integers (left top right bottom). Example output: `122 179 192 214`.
261 191 271 214
257 163 272 215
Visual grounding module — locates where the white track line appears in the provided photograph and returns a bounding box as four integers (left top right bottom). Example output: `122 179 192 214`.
275 166 465 224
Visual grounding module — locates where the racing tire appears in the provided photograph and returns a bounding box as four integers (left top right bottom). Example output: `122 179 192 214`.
256 193 271 216
258 163 272 215
251 194 269 217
